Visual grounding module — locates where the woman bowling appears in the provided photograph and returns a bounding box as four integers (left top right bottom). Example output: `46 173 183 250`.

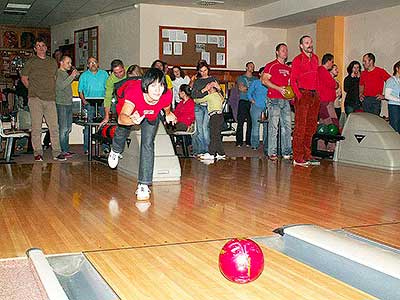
117 68 176 201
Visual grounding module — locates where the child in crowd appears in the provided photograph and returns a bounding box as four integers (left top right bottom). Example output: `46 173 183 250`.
166 84 195 133
197 83 225 160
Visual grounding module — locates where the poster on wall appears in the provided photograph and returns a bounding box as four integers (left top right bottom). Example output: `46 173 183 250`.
195 34 207 44
163 42 172 55
74 26 98 70
195 44 205 53
173 43 182 55
216 53 225 66
162 29 170 39
207 35 218 44
217 36 225 48
3 31 18 48
201 51 210 64
21 32 35 49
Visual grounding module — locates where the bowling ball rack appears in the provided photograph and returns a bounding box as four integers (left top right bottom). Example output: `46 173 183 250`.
311 133 345 158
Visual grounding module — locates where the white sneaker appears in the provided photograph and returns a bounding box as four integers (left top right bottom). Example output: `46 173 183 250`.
108 149 121 169
293 160 309 167
200 159 215 165
136 184 151 200
199 153 215 160
216 153 226 160
135 201 151 213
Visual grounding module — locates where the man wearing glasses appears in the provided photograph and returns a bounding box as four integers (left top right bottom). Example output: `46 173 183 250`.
78 57 109 154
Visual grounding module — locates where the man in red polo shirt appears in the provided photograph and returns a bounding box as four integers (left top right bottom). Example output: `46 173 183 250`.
318 53 338 152
261 43 292 161
318 53 338 127
290 35 319 167
359 53 390 115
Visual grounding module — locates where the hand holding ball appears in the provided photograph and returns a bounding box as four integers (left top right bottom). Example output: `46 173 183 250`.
282 86 295 99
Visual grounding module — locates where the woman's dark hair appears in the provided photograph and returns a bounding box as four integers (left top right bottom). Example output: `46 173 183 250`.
151 59 165 69
346 60 361 75
393 61 400 76
258 67 265 74
170 66 186 81
141 68 167 95
196 60 210 77
179 84 192 96
196 60 210 71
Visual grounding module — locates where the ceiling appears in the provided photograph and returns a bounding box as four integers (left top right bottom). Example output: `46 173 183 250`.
252 0 400 28
0 0 399 28
0 0 276 27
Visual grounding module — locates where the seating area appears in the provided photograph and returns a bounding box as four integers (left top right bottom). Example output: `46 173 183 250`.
0 119 29 163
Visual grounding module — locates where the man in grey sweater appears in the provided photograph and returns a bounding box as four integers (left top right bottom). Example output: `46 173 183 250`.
56 56 78 157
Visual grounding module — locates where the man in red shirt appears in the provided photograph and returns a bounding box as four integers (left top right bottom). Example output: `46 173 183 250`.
117 68 176 201
359 53 390 115
290 35 319 167
261 43 292 161
318 53 339 127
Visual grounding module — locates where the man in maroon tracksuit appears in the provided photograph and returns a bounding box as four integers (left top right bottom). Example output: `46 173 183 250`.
290 35 320 167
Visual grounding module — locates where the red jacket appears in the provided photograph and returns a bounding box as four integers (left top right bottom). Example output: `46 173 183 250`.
174 98 195 127
290 52 319 99
318 66 336 102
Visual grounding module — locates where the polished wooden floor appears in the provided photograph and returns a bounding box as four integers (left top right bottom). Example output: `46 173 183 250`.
1 157 399 298
86 242 375 300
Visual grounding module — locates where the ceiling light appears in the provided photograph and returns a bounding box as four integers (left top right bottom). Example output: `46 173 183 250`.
196 0 224 7
6 3 32 9
4 9 27 15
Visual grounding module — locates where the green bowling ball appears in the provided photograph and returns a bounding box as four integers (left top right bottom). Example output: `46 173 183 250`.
316 124 328 134
327 124 339 136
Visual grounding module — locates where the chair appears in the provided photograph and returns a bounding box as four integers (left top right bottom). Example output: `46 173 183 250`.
0 119 29 163
221 100 236 138
171 121 196 157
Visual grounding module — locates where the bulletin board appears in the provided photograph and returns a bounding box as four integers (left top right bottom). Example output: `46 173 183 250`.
159 26 227 68
74 26 98 71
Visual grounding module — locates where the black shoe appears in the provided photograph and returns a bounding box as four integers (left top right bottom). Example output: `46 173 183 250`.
54 153 67 161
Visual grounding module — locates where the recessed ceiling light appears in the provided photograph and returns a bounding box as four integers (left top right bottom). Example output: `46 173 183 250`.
4 9 28 15
6 3 31 10
196 0 224 6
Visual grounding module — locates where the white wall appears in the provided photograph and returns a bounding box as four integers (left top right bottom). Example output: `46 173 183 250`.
286 23 316 61
345 5 400 74
139 4 286 70
345 5 400 117
51 7 140 69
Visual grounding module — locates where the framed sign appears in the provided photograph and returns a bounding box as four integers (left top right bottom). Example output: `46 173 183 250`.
159 26 227 68
74 26 98 70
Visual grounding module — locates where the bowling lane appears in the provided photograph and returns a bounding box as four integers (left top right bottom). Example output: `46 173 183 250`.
85 240 375 300
345 223 400 249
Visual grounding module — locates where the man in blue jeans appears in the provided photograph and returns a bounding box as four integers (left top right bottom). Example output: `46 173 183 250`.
247 67 268 154
261 43 293 160
78 56 109 154
236 62 257 147
56 55 79 158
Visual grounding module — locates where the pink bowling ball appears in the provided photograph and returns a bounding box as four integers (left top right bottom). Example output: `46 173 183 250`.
219 238 264 284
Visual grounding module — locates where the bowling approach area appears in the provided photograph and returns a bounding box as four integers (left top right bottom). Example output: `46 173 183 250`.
1 157 400 299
